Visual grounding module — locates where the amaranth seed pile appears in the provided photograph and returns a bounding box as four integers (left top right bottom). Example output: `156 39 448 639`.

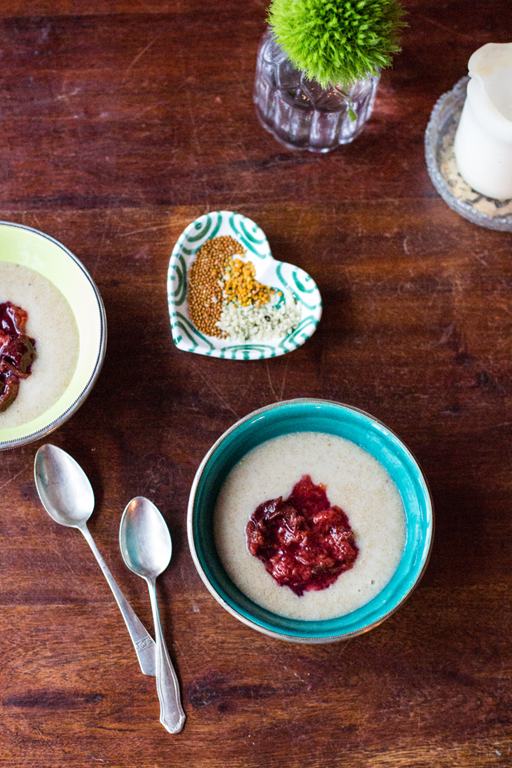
188 236 244 337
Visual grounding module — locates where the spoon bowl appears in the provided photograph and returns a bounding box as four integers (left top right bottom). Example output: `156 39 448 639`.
35 444 95 527
120 497 172 579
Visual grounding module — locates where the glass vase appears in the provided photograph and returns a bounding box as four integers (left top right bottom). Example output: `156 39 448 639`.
253 28 380 153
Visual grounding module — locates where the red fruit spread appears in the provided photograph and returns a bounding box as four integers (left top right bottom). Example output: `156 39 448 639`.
0 302 36 412
246 474 358 596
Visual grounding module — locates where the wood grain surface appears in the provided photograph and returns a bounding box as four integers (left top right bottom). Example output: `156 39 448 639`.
1 2 511 766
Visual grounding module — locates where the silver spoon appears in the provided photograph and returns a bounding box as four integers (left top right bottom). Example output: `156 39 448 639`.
34 444 156 677
119 496 185 734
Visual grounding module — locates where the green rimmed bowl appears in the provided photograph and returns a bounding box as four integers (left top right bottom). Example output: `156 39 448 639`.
188 399 434 643
167 210 322 360
0 222 106 450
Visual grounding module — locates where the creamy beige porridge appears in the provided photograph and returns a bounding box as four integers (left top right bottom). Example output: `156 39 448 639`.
0 262 79 428
214 431 406 621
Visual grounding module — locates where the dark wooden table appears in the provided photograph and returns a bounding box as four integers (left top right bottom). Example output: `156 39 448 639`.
1 2 512 766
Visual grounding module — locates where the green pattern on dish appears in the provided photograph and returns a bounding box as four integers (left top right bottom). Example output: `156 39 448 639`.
229 213 268 258
174 312 216 350
168 254 187 307
276 262 320 311
187 214 213 242
277 317 317 351
167 211 322 360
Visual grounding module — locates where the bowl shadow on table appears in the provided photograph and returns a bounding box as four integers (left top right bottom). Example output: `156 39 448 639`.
374 464 509 677
99 286 203 432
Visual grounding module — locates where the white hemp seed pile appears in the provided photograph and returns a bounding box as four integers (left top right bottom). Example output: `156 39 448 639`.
216 293 302 342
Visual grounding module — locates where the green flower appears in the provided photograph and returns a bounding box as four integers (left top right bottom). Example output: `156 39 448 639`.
268 0 406 88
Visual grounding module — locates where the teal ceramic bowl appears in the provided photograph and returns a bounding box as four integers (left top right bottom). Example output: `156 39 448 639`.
0 222 106 450
188 399 433 643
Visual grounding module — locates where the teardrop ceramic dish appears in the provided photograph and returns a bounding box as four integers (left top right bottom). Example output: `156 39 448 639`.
167 211 322 360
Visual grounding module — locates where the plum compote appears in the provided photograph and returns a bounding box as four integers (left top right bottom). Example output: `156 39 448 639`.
0 302 36 412
246 474 358 596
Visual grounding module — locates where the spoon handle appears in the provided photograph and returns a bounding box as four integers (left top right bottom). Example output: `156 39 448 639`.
147 579 186 734
80 524 156 677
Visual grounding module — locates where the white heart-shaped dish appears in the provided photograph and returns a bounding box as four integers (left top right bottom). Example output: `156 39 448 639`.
167 211 322 360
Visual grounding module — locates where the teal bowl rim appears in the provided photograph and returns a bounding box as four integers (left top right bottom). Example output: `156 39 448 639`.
187 398 434 643
0 221 107 451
